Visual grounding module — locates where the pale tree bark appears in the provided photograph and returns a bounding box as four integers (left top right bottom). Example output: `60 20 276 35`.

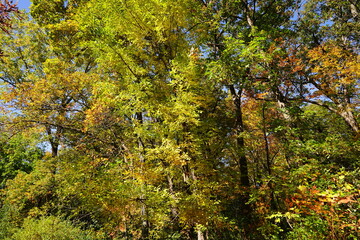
197 229 205 240
337 105 359 134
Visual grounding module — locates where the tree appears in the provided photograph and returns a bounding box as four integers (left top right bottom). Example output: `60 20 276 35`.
0 0 18 33
0 0 18 57
0 14 96 157
0 131 43 188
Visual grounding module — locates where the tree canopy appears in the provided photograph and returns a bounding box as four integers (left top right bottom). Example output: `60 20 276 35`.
0 0 359 239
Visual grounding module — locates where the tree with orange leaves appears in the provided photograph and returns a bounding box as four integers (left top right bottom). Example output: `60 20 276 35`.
0 0 18 33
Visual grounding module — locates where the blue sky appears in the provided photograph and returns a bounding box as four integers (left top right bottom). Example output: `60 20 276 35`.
17 0 31 11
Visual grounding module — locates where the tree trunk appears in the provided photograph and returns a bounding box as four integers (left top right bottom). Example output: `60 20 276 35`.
197 229 205 240
229 85 250 187
338 108 359 135
167 175 179 220
136 112 150 238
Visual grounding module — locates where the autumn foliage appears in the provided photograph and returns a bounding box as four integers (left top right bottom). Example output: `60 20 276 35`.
0 0 359 239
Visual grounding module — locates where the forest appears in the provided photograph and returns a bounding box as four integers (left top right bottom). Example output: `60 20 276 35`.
0 0 359 239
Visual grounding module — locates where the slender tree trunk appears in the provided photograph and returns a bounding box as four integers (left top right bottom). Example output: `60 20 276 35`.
229 85 250 187
229 85 252 231
45 125 60 158
136 112 150 238
197 229 205 240
167 174 179 222
262 104 272 176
